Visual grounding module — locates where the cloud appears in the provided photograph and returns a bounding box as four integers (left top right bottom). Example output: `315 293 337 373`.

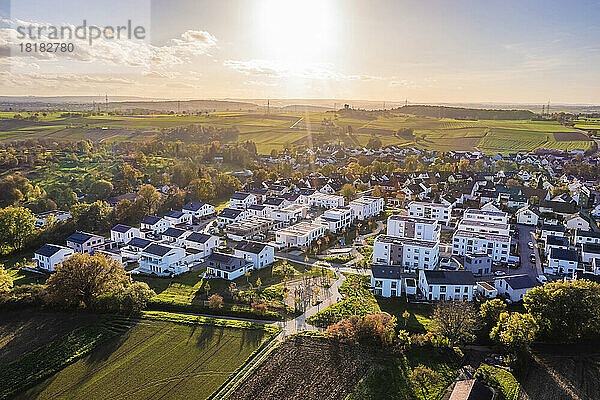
0 18 217 68
224 59 382 82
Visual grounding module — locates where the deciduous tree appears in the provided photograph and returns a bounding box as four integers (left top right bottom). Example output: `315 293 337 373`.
432 301 479 347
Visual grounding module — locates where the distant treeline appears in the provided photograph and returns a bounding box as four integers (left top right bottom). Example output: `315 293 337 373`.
397 105 536 120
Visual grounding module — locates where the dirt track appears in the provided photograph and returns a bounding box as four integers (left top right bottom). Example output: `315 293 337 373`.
232 335 379 400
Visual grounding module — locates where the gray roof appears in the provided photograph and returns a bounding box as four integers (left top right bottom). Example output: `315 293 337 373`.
112 224 133 233
162 227 187 238
219 208 244 219
423 270 476 285
499 274 538 290
230 192 252 200
371 265 410 280
546 235 569 247
550 247 578 262
576 229 600 238
126 237 152 249
143 243 173 257
66 231 95 244
183 201 206 211
36 244 69 257
165 210 184 219
582 243 600 255
141 215 161 225
234 241 268 254
186 232 212 244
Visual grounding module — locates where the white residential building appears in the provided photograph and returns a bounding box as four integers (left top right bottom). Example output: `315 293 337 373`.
270 203 308 225
564 213 592 231
581 243 600 264
495 274 539 303
373 235 439 270
418 270 475 301
110 224 141 244
66 231 105 255
34 244 74 271
34 210 72 229
452 230 511 262
262 197 290 212
141 216 171 235
349 196 384 220
138 243 187 276
574 229 600 245
120 237 153 262
546 248 579 275
515 205 540 226
229 192 257 209
370 265 412 298
408 201 452 225
307 192 345 209
462 208 509 225
386 215 440 241
205 252 250 280
182 201 215 219
544 235 569 254
161 227 192 247
164 210 192 226
275 221 326 248
317 207 353 233
234 241 275 269
217 208 250 227
184 232 219 259
248 204 270 218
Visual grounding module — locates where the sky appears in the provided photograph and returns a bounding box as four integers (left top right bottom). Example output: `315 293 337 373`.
1 0 600 104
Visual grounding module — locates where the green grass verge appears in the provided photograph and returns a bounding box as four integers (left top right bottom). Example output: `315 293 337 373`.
0 320 117 399
347 348 459 400
476 364 520 400
307 274 380 327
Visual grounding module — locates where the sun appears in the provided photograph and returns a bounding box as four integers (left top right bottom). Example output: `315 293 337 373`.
255 0 337 65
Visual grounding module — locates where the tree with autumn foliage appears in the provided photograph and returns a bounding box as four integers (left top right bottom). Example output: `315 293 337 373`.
326 313 397 346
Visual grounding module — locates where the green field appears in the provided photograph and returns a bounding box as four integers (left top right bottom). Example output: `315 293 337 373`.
18 314 276 400
0 111 593 154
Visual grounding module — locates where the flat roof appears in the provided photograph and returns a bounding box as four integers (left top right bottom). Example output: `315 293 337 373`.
388 215 438 224
454 230 511 242
277 221 324 236
375 235 438 248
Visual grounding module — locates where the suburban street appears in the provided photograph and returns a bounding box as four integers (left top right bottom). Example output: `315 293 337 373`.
514 224 541 279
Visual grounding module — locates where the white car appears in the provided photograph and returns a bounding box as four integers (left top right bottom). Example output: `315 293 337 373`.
528 241 534 249
494 271 506 276
537 275 548 284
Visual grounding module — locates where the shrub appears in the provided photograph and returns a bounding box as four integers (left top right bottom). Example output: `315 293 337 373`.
326 313 397 347
251 302 268 315
208 293 224 309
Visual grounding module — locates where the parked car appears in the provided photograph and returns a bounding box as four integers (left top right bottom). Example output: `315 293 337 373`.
494 271 506 276
528 241 534 249
530 254 536 263
537 275 548 284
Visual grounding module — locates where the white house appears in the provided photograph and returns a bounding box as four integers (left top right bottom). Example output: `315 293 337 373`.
373 235 439 270
418 270 475 301
494 274 539 303
370 265 405 297
138 243 187 276
161 227 191 247
349 196 384 220
574 229 600 245
270 203 308 225
34 244 74 271
66 231 105 255
476 281 498 299
408 201 452 225
546 248 579 275
386 215 440 241
217 208 250 227
452 230 511 263
184 232 219 259
539 223 566 241
462 208 509 224
317 207 353 233
110 224 141 244
229 192 257 209
515 205 540 226
182 201 215 220
307 192 345 209
463 253 492 276
275 221 326 248
141 216 171 235
564 212 592 231
298 188 317 204
581 243 600 264
120 237 153 262
262 197 290 212
34 210 72 229
205 251 250 280
248 204 271 218
544 235 569 254
233 241 275 269
163 210 192 226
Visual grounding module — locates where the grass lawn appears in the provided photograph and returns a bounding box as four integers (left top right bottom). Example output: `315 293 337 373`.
377 299 434 333
17 313 278 400
348 348 459 400
477 364 520 400
307 274 380 327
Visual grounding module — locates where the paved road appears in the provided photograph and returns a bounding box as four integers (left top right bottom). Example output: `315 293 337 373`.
514 224 541 279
